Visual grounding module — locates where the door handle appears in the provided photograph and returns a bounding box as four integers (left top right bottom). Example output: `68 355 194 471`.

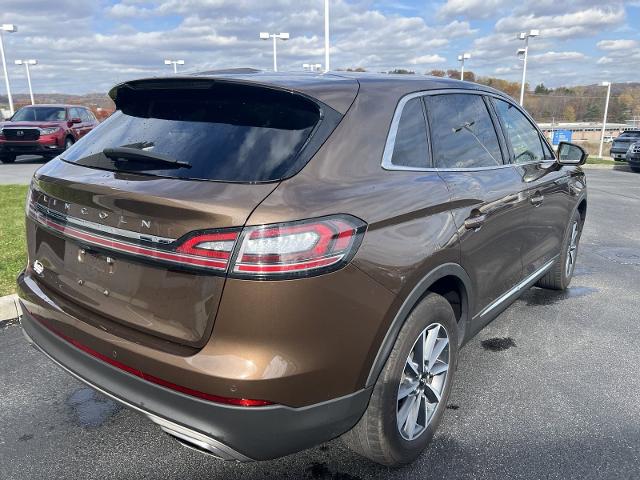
464 214 486 230
530 193 544 206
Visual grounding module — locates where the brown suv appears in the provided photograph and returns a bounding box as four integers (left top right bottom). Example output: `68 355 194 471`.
18 71 587 466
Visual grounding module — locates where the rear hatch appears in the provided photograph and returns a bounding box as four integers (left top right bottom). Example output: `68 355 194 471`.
25 78 344 348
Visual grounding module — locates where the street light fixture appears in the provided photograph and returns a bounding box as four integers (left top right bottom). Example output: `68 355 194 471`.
599 81 612 159
164 59 184 74
260 32 289 72
15 59 37 105
324 0 330 72
0 24 18 116
303 63 322 72
516 29 539 106
457 52 471 81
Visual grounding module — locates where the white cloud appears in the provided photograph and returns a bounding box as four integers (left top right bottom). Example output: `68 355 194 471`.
597 39 639 50
531 51 587 63
437 0 509 20
597 56 613 64
495 7 625 39
410 54 446 64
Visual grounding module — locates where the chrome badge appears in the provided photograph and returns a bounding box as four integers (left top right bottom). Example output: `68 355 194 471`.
33 260 45 275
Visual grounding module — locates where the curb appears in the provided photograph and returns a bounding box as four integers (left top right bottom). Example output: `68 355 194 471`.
583 164 632 172
0 294 22 328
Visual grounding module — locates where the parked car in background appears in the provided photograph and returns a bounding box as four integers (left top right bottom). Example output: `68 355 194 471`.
626 143 640 172
603 134 614 143
610 130 640 161
0 104 99 163
19 71 587 467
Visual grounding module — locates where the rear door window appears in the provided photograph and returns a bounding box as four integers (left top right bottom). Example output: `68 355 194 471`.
390 97 430 168
62 83 325 182
424 94 503 169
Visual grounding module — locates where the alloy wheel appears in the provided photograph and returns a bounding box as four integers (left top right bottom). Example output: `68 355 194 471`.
396 323 449 441
565 220 579 278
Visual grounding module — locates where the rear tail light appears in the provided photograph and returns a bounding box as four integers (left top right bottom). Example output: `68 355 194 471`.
232 216 367 278
28 189 366 279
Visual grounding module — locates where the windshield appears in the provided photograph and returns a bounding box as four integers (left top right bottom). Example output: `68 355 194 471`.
12 106 66 122
62 83 323 182
620 132 640 138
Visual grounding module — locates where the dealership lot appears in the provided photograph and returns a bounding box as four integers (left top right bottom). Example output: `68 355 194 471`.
1 168 639 479
0 156 44 184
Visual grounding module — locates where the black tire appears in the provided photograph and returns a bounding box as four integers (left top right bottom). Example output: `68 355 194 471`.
64 137 75 150
0 154 16 164
342 293 458 466
630 164 640 173
536 209 582 290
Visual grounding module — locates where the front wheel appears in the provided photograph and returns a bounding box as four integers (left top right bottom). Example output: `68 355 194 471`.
64 137 75 150
536 209 582 290
630 164 640 173
342 293 458 466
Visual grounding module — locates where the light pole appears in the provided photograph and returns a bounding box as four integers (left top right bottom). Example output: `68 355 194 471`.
516 29 539 106
457 53 470 80
303 63 322 72
599 81 612 159
0 24 17 116
15 59 37 105
164 59 184 74
260 32 289 72
324 0 330 72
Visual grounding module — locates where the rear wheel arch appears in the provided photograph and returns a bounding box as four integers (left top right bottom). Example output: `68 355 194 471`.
365 263 472 387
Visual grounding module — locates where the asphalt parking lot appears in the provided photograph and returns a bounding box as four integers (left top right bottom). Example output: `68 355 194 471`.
1 167 639 479
0 155 46 184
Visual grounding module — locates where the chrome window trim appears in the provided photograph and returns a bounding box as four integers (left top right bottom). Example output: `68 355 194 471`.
381 88 555 173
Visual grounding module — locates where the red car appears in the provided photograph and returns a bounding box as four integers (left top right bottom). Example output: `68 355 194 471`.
0 104 99 163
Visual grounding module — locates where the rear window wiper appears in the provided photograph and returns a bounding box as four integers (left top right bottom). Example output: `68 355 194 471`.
102 147 191 169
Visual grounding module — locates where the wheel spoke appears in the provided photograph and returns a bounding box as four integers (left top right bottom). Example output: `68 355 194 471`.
406 359 420 377
428 337 448 370
414 331 426 374
403 395 421 440
424 326 439 371
398 375 419 400
430 361 449 376
423 382 441 404
397 396 413 429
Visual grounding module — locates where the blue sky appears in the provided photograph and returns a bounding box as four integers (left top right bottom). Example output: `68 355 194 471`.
0 0 638 93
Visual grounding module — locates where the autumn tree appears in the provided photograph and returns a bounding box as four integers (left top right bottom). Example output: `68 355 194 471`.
563 105 577 122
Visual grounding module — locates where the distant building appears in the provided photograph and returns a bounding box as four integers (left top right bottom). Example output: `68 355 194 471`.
537 121 635 143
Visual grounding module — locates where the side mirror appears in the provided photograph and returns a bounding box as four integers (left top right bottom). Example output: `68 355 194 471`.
71 117 82 124
556 141 587 166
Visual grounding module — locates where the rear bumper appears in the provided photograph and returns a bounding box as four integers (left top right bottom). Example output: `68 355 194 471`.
627 155 640 165
610 149 629 160
17 271 372 461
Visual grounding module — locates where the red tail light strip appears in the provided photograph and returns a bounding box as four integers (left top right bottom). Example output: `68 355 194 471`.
27 202 234 272
33 314 273 407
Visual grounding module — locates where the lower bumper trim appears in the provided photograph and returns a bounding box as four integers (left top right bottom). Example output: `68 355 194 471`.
21 325 252 462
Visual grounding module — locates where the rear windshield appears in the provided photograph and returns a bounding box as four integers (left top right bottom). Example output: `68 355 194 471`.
12 106 66 122
62 83 323 182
